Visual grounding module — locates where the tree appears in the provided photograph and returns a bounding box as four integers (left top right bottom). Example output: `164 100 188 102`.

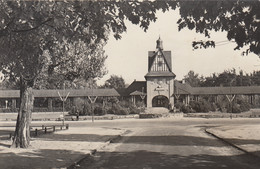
183 70 202 87
34 40 108 89
103 75 126 89
177 1 260 56
0 1 177 148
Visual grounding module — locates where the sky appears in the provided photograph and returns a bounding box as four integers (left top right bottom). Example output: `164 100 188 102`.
97 9 260 86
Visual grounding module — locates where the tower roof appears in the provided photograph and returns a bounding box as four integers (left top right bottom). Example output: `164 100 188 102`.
156 36 163 50
148 51 172 71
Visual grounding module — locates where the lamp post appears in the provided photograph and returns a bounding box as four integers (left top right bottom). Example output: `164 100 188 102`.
88 78 97 123
58 83 70 126
229 78 236 119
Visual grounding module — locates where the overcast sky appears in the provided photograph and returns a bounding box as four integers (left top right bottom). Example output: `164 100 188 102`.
99 10 260 85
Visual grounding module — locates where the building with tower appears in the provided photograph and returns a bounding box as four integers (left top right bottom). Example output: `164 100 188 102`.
1 37 260 113
145 37 175 108
122 37 260 111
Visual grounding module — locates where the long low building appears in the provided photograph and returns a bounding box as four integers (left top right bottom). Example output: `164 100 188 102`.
0 89 119 111
1 38 260 111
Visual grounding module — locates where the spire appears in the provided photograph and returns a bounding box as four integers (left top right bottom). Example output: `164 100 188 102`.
156 36 163 50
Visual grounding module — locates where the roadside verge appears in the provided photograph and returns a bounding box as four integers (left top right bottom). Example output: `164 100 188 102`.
205 125 260 158
0 126 126 169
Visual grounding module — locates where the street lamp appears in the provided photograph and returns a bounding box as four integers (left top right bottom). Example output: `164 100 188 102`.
58 83 70 126
229 78 236 119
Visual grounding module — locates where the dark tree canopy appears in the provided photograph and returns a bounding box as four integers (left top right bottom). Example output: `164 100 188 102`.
183 70 202 87
103 75 126 89
184 69 260 87
177 1 260 56
0 1 177 85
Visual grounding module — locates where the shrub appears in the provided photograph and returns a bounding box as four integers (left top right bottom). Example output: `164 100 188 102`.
237 97 251 112
180 105 193 113
94 105 107 116
227 103 241 113
69 98 92 116
189 100 216 113
108 103 130 115
117 100 143 114
115 108 129 115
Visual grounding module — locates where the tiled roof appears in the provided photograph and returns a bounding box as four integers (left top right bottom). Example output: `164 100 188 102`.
0 89 120 98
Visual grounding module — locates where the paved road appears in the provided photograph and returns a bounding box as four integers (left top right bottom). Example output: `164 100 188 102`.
2 118 260 168
72 118 260 169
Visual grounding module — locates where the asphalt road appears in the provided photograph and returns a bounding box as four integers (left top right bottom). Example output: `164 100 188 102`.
70 118 260 169
2 118 260 168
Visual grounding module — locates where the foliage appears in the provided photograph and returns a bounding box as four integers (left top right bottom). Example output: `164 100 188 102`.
177 1 260 56
103 75 126 89
34 41 108 89
189 100 216 113
180 104 193 113
183 69 260 87
183 70 203 87
119 100 144 114
226 96 251 113
69 98 91 116
108 103 129 115
93 104 107 116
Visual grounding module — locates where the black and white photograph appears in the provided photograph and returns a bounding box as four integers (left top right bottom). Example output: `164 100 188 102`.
0 0 260 168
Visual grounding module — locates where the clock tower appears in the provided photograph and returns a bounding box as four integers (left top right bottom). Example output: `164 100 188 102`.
145 37 176 108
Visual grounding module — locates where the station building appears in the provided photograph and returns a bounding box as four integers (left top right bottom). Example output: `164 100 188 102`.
1 38 260 112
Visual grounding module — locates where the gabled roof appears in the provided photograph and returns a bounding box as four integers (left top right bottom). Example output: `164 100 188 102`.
126 81 146 95
174 81 193 94
148 50 172 71
0 89 120 98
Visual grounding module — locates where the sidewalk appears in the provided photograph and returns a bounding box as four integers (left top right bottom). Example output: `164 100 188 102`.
0 126 125 169
206 124 260 158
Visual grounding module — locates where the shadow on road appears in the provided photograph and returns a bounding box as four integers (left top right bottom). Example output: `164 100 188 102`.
109 135 260 147
0 149 83 169
76 150 260 169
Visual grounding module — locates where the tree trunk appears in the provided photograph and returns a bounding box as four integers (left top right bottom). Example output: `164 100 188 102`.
11 77 34 148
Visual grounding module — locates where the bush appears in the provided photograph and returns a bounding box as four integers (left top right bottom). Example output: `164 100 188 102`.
107 103 130 115
94 105 107 116
69 98 92 116
116 108 129 115
189 100 216 113
180 105 193 113
237 98 251 112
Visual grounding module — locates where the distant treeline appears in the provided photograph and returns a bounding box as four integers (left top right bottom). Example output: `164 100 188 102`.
184 69 260 87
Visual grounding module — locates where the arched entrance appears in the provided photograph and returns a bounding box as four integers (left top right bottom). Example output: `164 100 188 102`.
152 95 169 108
